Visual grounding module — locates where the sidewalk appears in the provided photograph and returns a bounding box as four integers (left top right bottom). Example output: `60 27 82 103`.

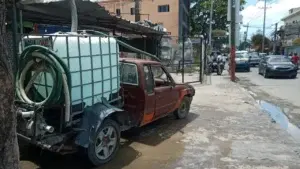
169 74 300 169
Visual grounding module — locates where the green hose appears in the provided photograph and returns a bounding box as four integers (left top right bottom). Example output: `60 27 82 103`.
16 45 72 107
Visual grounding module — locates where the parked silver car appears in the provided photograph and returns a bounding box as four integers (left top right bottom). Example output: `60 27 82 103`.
249 52 260 66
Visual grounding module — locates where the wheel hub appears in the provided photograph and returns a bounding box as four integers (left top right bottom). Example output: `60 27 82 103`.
102 136 110 146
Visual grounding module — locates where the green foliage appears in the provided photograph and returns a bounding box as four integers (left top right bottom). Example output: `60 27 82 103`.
292 38 300 46
212 29 227 37
251 34 270 51
189 0 246 37
251 34 270 46
239 41 251 50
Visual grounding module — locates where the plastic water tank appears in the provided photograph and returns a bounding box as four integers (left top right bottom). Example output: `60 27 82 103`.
20 32 120 107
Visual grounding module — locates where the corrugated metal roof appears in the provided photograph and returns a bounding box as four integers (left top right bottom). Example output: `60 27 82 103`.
16 0 165 36
20 0 101 4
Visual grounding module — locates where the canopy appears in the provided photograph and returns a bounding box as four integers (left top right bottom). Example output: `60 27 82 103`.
15 0 165 36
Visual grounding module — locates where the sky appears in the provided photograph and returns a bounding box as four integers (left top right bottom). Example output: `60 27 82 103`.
241 0 300 40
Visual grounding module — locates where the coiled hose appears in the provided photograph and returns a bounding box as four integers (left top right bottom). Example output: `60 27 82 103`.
15 45 71 123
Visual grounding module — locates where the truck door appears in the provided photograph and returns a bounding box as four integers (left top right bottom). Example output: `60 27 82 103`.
151 65 178 118
140 65 156 126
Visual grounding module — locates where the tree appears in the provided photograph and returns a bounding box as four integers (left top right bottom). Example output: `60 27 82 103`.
0 1 20 169
293 38 300 46
238 41 251 50
189 0 246 38
251 34 271 52
212 29 226 38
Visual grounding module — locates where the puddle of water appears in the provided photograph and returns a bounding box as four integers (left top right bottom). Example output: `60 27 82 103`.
257 100 300 142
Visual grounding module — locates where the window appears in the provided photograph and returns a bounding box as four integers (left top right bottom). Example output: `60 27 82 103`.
116 9 121 16
120 63 138 85
143 65 154 93
235 53 249 59
151 65 172 87
268 57 290 63
130 8 135 15
158 5 170 12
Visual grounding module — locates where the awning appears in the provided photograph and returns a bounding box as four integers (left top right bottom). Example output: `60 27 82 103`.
14 0 165 36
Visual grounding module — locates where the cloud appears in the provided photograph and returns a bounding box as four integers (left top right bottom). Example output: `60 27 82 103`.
241 0 300 37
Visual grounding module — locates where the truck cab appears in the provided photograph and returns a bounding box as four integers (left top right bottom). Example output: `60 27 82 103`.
119 58 195 127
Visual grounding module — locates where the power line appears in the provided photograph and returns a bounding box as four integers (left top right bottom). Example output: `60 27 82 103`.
242 25 273 29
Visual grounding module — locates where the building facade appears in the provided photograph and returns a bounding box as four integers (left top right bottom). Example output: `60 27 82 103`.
99 0 190 38
281 7 300 47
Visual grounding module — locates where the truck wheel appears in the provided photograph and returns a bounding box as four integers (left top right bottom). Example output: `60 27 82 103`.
87 119 120 166
174 97 191 119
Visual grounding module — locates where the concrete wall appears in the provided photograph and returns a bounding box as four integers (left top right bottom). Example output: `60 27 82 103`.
100 0 189 38
282 8 300 46
283 14 300 25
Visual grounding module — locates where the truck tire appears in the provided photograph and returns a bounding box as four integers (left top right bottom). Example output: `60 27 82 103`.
174 97 191 119
87 119 120 166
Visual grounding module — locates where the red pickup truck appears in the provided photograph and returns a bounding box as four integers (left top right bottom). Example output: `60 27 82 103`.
16 58 195 166
85 58 195 165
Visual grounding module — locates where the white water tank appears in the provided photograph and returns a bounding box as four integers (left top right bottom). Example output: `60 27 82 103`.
20 32 120 107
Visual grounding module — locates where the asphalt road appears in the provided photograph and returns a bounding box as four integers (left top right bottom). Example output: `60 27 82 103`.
236 67 300 126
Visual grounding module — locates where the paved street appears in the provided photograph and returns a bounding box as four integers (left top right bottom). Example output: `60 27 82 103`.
236 67 300 127
20 73 300 169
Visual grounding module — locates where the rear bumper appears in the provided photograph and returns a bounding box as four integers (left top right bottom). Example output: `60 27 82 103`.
250 61 259 65
236 63 250 70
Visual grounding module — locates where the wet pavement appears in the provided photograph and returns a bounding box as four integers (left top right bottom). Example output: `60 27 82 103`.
20 73 300 169
236 67 300 129
257 100 300 142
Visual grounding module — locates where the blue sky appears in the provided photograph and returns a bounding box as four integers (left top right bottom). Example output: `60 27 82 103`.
241 0 300 40
245 0 257 7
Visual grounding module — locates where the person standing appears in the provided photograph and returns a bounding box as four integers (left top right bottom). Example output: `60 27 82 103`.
291 53 299 68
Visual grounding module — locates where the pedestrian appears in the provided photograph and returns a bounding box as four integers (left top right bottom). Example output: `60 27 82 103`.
291 52 299 66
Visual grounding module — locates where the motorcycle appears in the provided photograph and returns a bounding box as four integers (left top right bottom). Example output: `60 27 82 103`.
207 58 224 75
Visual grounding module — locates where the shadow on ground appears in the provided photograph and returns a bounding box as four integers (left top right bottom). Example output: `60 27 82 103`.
20 112 198 169
122 112 198 146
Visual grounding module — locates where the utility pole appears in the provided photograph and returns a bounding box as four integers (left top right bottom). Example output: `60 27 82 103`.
273 23 278 54
244 23 249 50
230 0 236 81
209 0 214 50
135 0 141 22
262 0 267 53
